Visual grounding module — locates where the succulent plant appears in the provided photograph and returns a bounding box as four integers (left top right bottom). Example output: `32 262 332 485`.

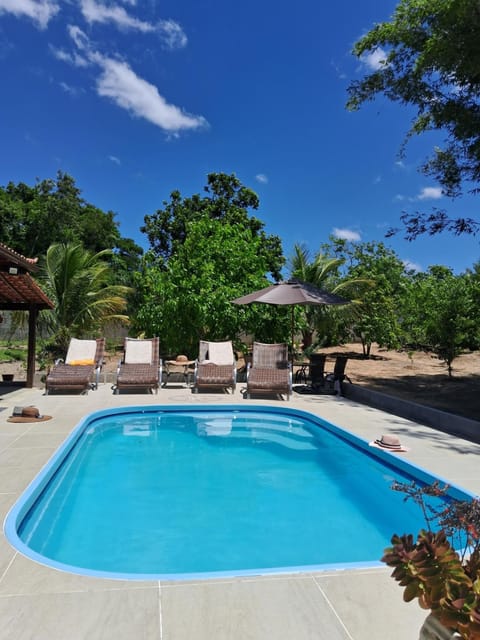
382 482 480 639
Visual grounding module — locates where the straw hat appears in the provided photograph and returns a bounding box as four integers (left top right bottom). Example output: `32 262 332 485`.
175 355 188 363
369 434 409 452
7 406 52 423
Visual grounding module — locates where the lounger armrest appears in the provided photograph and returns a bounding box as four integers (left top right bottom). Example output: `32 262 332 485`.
54 358 64 365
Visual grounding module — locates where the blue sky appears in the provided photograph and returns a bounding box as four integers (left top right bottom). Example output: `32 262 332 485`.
1 0 479 275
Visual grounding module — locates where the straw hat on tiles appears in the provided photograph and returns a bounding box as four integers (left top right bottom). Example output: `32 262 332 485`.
7 406 52 423
369 434 409 452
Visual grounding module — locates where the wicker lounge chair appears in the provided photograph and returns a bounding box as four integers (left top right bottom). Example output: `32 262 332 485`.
193 340 236 393
114 337 161 394
246 342 292 400
45 337 105 395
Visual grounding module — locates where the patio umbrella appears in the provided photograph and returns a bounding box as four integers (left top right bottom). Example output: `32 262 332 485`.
232 279 349 357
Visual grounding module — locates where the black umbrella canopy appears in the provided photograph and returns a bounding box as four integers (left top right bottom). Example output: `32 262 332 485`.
232 279 349 357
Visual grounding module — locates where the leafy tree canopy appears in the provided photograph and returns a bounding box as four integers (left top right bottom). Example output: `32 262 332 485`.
0 171 143 264
324 239 408 355
400 265 478 375
141 172 284 280
134 217 288 356
289 243 368 351
347 0 480 239
38 243 133 354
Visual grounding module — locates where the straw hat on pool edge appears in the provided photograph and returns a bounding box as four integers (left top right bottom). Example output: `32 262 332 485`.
7 406 52 423
369 434 410 452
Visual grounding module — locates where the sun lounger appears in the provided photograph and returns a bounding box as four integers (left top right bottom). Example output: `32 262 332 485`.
193 340 236 393
45 338 105 395
114 337 161 394
246 342 292 400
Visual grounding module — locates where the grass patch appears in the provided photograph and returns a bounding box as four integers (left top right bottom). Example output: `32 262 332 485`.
0 342 27 363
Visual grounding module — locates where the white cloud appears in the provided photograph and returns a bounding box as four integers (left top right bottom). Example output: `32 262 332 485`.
108 154 121 164
59 81 83 96
51 45 89 68
0 0 59 29
68 24 91 52
255 173 268 184
158 19 187 50
63 26 206 132
332 227 361 242
403 259 422 273
373 175 381 184
80 0 154 32
394 194 405 202
417 186 443 200
96 56 207 132
79 0 187 49
361 47 387 71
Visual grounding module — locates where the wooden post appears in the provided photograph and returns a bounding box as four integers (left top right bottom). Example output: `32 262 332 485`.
26 307 38 388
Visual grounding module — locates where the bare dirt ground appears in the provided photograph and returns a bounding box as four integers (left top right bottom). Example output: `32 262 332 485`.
313 343 480 422
1 343 479 422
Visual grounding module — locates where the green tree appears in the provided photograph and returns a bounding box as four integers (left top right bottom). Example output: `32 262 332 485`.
330 240 407 356
347 0 480 239
134 217 287 356
289 244 367 351
0 171 143 274
141 172 284 280
400 266 477 375
38 243 132 353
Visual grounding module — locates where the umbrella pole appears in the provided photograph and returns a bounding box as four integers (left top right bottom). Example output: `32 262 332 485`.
291 306 295 363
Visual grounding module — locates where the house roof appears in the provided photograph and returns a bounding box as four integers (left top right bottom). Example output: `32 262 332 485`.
0 243 54 310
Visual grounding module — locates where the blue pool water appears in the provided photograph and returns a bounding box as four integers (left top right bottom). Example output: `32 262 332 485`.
5 405 472 580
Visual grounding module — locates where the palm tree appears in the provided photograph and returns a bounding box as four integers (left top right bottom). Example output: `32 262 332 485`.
38 243 133 353
290 244 371 350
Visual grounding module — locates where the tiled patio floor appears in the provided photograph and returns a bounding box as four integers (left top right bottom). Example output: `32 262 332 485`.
1 381 479 639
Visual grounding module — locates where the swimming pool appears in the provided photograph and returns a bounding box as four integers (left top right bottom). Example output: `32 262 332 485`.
4 404 472 580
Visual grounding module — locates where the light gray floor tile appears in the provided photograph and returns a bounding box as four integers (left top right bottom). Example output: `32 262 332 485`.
0 554 157 595
0 535 16 578
0 493 16 521
24 421 76 435
161 576 352 640
0 424 32 437
0 465 39 493
0 434 23 450
314 569 427 640
7 433 67 449
0 587 160 640
0 447 56 468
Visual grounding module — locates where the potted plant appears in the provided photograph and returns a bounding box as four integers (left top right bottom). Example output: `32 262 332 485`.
381 480 480 639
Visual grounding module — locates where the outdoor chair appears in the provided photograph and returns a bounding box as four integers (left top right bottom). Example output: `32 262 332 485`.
246 342 292 400
113 337 161 394
309 353 327 389
45 337 105 395
324 355 351 394
193 340 236 393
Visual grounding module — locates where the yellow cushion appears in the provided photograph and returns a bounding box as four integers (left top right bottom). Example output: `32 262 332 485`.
68 359 95 366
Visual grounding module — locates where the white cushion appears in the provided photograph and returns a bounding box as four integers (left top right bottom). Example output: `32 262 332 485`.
65 338 97 364
207 341 233 365
125 339 153 364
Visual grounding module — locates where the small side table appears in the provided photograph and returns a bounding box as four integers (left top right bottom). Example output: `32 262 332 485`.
163 360 196 387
